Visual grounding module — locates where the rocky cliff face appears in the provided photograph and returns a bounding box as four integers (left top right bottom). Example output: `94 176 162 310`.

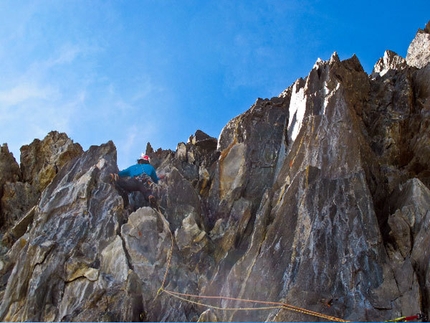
0 22 429 322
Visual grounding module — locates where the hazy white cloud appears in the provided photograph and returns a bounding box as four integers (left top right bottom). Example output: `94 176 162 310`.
0 42 87 107
0 43 87 147
48 45 83 66
0 83 58 106
131 76 158 103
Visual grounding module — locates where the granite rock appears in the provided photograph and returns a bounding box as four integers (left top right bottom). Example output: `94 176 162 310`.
1 21 430 322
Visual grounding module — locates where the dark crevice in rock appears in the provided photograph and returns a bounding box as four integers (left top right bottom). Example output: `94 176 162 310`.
118 232 134 272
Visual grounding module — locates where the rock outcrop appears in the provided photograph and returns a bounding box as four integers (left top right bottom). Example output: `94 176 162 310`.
0 22 430 322
0 131 83 245
406 21 430 69
0 144 21 228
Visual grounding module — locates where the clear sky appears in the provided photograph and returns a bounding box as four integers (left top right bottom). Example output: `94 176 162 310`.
0 1 428 170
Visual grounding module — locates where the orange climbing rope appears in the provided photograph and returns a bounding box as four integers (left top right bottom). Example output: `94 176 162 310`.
163 289 349 322
154 207 348 322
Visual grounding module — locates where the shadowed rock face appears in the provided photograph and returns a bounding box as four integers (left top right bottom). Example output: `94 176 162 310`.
1 22 430 322
0 144 21 228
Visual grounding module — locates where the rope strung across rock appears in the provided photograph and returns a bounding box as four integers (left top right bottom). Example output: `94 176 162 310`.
163 289 350 322
386 313 426 322
152 207 424 322
153 207 426 322
153 207 349 322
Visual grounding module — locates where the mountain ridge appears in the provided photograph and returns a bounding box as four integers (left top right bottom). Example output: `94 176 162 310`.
0 21 429 321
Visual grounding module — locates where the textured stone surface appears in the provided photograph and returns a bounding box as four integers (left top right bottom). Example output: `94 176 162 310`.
0 131 83 247
380 178 430 318
372 50 407 77
367 51 430 192
0 144 21 227
208 96 288 231
20 131 83 193
0 142 122 321
406 21 430 68
1 183 37 237
1 22 430 322
204 52 391 322
0 144 20 186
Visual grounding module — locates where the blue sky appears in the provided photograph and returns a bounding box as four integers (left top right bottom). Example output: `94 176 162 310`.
0 1 428 170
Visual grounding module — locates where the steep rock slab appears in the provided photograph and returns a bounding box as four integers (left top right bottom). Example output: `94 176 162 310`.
368 50 430 191
0 140 211 322
385 178 430 319
0 144 20 189
147 130 219 230
0 141 138 321
406 21 430 69
407 65 430 187
213 96 289 214
148 129 218 189
0 144 21 228
121 207 203 321
206 96 289 266
367 57 415 191
207 54 399 322
20 130 83 193
1 182 38 236
1 131 83 236
159 167 204 233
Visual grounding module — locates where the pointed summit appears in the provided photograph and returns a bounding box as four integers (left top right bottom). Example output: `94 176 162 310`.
372 50 407 77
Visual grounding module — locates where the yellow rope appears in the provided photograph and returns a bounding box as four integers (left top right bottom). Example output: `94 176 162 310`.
163 289 282 312
153 207 348 322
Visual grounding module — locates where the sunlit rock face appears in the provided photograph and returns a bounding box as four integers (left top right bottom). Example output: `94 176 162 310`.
406 21 430 69
1 131 83 239
1 22 430 322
